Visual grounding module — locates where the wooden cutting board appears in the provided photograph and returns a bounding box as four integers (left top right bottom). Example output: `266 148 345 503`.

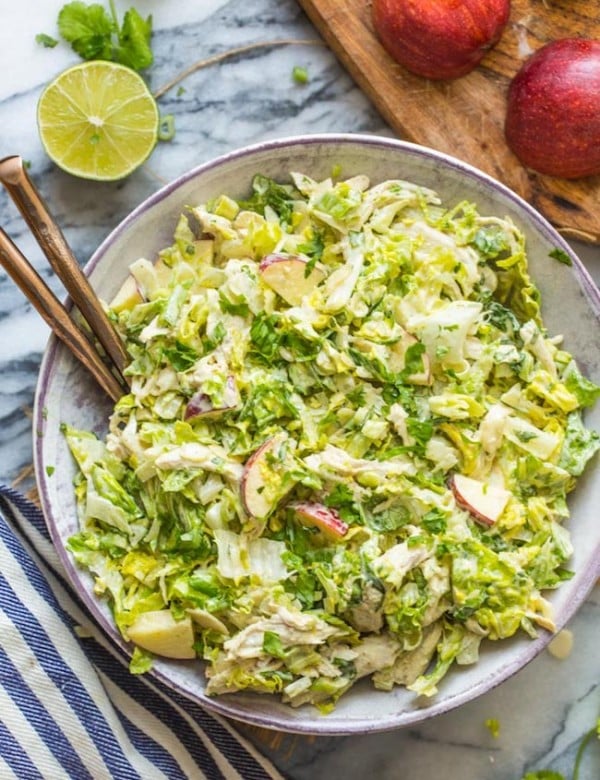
297 0 600 243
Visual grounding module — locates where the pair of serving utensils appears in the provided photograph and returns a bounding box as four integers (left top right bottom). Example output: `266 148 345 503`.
0 156 128 402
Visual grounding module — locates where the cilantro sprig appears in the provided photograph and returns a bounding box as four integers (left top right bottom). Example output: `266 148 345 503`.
47 0 153 72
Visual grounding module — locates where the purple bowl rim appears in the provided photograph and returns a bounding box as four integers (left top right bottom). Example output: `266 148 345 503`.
33 133 600 735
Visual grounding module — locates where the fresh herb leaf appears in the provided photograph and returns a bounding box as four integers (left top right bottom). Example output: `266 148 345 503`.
62 1 115 57
471 225 510 258
263 630 286 659
203 322 226 352
367 506 409 532
406 417 434 448
240 174 296 226
516 431 538 443
36 33 59 48
58 1 115 60
239 383 300 427
483 301 520 333
421 508 447 534
400 341 427 382
249 312 282 363
56 1 153 71
219 293 250 318
346 384 366 407
163 340 199 371
115 7 153 71
298 229 325 269
549 247 572 266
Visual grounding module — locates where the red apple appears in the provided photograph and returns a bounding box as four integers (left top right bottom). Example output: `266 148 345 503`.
109 274 144 312
184 376 240 420
505 39 600 179
292 502 349 539
371 0 510 80
450 473 511 526
241 434 296 520
259 253 325 306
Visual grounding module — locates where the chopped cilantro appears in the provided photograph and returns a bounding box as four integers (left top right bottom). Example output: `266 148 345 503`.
421 509 447 534
219 293 250 318
471 225 510 258
56 1 153 71
298 228 325 267
262 630 286 659
239 174 296 226
483 301 520 333
250 311 282 363
36 33 59 48
163 340 199 371
549 247 572 266
406 417 434 448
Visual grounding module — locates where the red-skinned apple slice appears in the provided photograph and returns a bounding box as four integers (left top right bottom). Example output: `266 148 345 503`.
450 474 511 526
292 502 349 539
184 376 240 420
109 274 144 313
259 253 325 306
241 433 295 521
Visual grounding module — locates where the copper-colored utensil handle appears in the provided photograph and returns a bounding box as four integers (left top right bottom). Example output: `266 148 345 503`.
0 228 123 402
0 155 128 379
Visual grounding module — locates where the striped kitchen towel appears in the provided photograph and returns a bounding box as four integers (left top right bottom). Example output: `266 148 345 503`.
0 485 286 780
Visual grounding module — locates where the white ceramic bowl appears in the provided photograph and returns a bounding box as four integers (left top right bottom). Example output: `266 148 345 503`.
34 135 600 735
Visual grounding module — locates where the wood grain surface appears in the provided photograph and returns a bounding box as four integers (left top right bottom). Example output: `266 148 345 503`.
297 0 600 243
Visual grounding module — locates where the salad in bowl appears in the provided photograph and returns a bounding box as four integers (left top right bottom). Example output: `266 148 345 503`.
61 166 598 711
34 135 600 733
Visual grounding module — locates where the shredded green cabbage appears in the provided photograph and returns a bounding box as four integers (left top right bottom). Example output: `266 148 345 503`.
65 171 599 710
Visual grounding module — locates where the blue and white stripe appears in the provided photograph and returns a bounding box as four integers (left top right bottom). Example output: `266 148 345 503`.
0 486 286 780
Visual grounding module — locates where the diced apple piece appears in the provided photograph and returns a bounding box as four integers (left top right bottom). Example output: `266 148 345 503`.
259 253 325 306
109 274 144 313
184 376 240 420
184 239 214 266
389 329 432 385
154 257 176 288
450 474 511 527
187 608 229 635
292 502 349 539
241 433 295 520
127 609 196 659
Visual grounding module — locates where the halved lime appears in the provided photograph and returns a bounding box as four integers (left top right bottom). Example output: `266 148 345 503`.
37 61 159 181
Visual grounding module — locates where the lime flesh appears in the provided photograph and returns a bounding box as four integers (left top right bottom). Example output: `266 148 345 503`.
37 61 159 181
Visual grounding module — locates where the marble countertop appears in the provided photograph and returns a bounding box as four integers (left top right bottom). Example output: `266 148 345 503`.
0 2 598 778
